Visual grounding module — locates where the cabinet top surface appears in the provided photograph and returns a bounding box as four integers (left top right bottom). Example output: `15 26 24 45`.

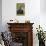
7 23 34 25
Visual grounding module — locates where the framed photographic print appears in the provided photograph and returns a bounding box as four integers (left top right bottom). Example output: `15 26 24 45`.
16 3 25 16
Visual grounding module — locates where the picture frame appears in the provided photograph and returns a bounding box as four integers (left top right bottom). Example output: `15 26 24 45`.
16 3 25 16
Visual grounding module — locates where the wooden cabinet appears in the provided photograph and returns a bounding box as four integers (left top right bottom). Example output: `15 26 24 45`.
7 23 34 46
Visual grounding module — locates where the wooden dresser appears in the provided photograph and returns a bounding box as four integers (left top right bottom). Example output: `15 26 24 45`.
7 23 34 46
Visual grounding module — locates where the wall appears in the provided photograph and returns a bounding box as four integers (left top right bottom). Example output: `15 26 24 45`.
40 0 46 31
2 0 46 46
40 0 46 13
2 0 40 31
0 0 2 32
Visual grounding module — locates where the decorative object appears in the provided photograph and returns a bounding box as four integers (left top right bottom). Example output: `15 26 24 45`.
1 31 12 46
25 20 30 23
10 20 13 21
16 3 25 16
0 32 5 46
9 19 19 23
44 31 46 40
36 25 45 46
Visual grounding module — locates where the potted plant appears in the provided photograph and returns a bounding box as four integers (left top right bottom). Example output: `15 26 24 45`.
36 25 45 46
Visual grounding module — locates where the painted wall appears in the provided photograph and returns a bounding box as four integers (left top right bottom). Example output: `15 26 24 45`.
2 0 40 31
0 0 2 32
40 0 46 13
2 0 46 46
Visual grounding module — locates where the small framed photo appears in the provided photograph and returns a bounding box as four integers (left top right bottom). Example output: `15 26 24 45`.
16 3 25 16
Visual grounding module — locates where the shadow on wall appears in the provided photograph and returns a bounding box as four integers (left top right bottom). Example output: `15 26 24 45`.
0 0 2 32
